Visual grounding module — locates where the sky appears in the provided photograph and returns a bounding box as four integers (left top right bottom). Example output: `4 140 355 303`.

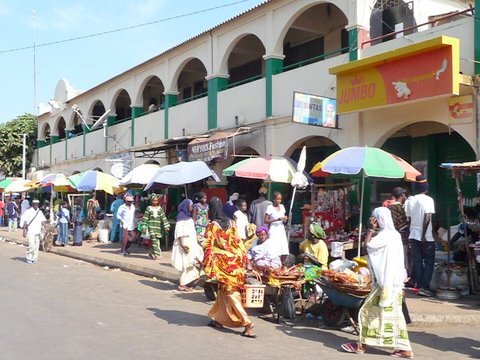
0 0 265 123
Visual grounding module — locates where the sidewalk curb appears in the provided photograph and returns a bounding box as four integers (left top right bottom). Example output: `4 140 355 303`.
3 236 180 284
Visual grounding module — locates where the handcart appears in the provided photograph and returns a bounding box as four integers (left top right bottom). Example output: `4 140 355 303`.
315 276 370 331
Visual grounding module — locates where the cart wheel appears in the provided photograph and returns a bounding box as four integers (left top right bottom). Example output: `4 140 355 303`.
42 234 52 252
203 282 218 301
321 298 347 327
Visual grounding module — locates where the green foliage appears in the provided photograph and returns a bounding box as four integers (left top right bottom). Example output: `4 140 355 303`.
0 113 37 176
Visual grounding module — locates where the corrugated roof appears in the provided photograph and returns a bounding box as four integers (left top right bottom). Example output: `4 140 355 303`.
68 0 271 103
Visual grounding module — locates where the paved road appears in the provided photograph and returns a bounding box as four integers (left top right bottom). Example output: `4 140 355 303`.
0 241 478 360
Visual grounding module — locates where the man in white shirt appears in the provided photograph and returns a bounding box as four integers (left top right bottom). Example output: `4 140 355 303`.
405 175 435 297
21 199 47 264
117 195 137 256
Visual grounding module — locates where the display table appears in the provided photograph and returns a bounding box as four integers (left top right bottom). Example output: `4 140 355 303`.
289 236 356 258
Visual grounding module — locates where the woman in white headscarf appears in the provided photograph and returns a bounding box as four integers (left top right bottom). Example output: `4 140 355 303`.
342 207 413 359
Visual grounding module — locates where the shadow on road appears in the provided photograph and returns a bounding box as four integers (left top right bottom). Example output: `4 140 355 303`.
139 279 175 291
409 330 480 358
11 257 27 263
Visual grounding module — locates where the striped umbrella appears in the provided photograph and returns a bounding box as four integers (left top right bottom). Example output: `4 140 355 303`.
222 155 313 184
312 146 420 256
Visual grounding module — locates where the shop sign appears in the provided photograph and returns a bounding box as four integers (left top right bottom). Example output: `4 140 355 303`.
292 92 337 128
330 36 459 114
448 95 473 124
187 134 228 162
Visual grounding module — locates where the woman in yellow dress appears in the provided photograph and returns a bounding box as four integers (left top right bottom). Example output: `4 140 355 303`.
203 196 256 338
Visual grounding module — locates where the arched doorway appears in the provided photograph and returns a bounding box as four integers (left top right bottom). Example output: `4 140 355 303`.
142 76 165 112
227 34 265 87
380 121 476 226
177 58 207 102
282 2 348 71
114 90 132 122
57 117 66 140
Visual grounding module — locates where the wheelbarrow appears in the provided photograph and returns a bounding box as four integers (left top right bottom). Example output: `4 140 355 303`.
315 276 369 330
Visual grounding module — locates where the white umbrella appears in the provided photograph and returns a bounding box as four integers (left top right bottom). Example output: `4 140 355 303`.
144 161 220 190
4 179 36 193
119 163 161 187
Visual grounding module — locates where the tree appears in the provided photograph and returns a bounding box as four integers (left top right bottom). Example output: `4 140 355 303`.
0 113 37 177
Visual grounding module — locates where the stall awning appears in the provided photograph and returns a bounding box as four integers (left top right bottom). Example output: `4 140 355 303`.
329 36 460 114
187 128 251 162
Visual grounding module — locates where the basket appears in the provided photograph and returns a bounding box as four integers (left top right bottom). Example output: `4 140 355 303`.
241 284 266 308
241 270 265 308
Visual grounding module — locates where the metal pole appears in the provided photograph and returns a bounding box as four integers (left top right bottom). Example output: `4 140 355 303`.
22 134 26 179
357 171 366 258
286 186 297 242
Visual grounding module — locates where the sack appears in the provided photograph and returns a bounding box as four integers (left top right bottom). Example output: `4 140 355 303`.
278 287 296 320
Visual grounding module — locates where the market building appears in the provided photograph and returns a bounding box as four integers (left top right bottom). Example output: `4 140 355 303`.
33 0 478 224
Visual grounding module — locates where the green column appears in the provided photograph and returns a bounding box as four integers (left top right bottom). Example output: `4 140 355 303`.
164 92 178 139
427 134 437 199
476 0 480 74
65 130 70 160
207 76 228 130
131 106 143 147
50 135 59 144
83 124 90 157
105 115 116 152
348 27 358 61
264 56 284 118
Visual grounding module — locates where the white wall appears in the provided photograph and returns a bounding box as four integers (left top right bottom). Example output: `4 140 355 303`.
360 18 474 75
107 121 131 152
133 111 165 146
168 97 208 137
218 79 265 129
66 135 83 160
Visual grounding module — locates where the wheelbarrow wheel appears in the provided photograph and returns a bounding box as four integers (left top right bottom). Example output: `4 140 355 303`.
41 234 52 253
321 298 347 327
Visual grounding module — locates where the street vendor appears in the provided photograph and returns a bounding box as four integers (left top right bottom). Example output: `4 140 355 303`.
299 222 329 269
247 226 282 272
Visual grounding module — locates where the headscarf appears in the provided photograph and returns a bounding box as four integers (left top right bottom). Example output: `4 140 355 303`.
255 225 269 237
176 198 193 221
309 222 326 239
209 196 230 231
367 207 406 307
150 193 159 201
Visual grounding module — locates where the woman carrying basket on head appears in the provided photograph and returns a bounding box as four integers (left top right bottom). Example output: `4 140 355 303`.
203 197 256 338
341 207 413 359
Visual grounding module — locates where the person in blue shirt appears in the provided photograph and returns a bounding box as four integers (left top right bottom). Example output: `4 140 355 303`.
110 194 124 242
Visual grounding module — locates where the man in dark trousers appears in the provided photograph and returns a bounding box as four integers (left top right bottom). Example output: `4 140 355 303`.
405 175 435 297
249 186 272 228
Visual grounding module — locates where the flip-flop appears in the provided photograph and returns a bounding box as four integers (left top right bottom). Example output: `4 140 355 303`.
391 351 414 359
241 331 257 338
177 286 193 292
341 342 365 354
207 320 223 329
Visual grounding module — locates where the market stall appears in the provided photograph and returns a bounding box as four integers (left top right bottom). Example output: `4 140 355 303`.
439 161 480 295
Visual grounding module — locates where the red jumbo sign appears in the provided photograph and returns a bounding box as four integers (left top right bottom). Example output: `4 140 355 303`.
330 36 460 114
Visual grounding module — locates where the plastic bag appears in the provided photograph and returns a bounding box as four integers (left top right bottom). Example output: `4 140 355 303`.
330 241 344 258
278 287 296 320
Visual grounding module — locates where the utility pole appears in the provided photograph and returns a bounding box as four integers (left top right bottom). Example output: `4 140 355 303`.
22 134 26 179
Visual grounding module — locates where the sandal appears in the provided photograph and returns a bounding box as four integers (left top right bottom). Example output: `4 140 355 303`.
391 351 414 359
241 331 257 338
341 342 365 354
207 320 223 329
177 286 193 292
